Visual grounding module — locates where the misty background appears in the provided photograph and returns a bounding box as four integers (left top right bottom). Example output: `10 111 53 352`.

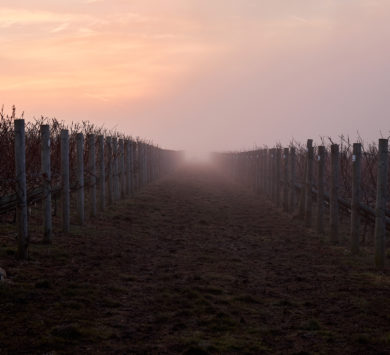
0 0 389 157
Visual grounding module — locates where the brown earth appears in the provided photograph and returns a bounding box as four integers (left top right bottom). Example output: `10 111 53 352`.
1 165 390 354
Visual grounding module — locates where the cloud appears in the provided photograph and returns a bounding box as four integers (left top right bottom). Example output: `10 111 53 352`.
50 22 69 33
1 0 390 152
0 8 90 27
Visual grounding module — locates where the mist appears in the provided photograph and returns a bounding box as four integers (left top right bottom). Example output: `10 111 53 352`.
1 0 390 157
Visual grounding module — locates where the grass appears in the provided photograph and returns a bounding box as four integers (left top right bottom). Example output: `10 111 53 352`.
300 319 321 331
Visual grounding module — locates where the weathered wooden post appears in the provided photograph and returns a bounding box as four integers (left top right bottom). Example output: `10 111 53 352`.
150 146 154 182
112 137 119 200
351 143 362 254
289 147 296 211
139 142 144 188
258 150 262 191
61 129 70 233
151 146 156 181
316 146 325 234
41 125 52 243
252 151 256 189
297 151 307 219
133 141 138 192
135 142 140 189
140 143 145 188
248 151 252 190
88 134 96 217
242 152 245 186
244 152 248 187
119 139 125 199
246 152 250 188
143 143 147 186
76 133 84 225
305 139 314 227
125 140 131 195
283 148 289 212
129 140 134 195
330 144 340 244
264 149 268 193
252 151 256 191
144 144 148 186
271 149 276 201
15 119 29 259
268 149 273 198
375 139 388 269
157 148 161 180
276 148 281 207
106 137 113 205
256 150 261 193
233 153 237 182
98 135 105 211
258 150 263 192
147 145 151 184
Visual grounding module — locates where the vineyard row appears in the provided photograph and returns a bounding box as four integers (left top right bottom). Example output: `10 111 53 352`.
8 119 183 260
213 139 389 270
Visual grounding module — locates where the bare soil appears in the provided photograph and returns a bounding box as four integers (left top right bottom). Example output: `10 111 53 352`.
1 165 390 354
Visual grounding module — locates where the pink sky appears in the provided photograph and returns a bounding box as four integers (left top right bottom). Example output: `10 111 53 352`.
1 0 390 155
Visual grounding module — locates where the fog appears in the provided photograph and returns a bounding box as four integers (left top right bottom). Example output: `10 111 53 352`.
1 0 390 157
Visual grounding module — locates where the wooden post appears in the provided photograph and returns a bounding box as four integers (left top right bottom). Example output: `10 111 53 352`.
264 149 268 194
15 119 29 259
143 144 147 186
351 143 362 254
138 142 143 188
88 134 96 217
252 151 256 191
112 137 119 200
146 144 150 185
151 145 154 183
138 142 142 188
136 142 142 191
150 145 154 183
76 133 84 225
267 149 272 198
316 146 326 235
330 144 340 244
256 150 260 193
271 149 276 201
240 153 244 185
260 151 264 192
243 152 247 186
98 135 105 211
119 139 125 199
258 150 263 192
129 140 134 195
61 129 70 233
305 139 314 227
125 140 131 196
297 152 307 219
132 141 138 192
289 147 296 211
247 152 250 187
375 139 388 269
106 137 113 204
151 146 155 182
41 124 52 243
283 148 289 212
276 148 281 207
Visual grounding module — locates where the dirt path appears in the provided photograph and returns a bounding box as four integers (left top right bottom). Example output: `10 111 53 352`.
1 165 390 354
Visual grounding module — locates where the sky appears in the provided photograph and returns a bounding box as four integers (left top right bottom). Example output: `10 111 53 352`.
1 0 390 155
